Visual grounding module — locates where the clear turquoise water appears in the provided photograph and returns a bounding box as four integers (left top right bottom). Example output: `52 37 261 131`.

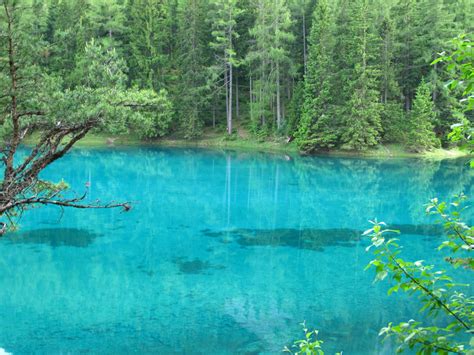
0 147 472 354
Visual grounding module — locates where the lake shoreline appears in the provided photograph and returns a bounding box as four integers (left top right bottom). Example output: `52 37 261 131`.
24 132 470 159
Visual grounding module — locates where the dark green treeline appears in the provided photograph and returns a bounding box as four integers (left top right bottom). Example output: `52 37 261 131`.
28 0 473 151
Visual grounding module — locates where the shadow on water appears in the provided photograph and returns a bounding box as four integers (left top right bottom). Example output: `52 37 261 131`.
202 224 444 251
4 228 101 248
172 257 226 275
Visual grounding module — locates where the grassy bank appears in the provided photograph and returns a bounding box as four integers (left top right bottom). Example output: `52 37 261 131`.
23 130 470 159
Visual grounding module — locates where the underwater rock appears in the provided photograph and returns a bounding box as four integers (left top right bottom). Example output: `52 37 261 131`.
172 257 225 274
389 224 444 236
202 223 444 251
202 228 361 251
5 228 100 248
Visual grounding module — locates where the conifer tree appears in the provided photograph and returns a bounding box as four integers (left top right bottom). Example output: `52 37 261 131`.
406 80 440 152
125 0 168 90
337 0 382 150
296 0 336 151
45 0 91 86
89 0 126 47
176 0 210 138
209 0 242 135
247 0 294 132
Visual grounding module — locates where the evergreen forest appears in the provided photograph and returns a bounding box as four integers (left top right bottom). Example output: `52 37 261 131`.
4 0 473 153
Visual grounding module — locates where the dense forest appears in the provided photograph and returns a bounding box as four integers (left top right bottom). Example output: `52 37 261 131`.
3 0 474 153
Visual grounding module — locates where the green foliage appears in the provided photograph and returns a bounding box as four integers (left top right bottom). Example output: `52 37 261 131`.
405 80 440 152
284 322 343 355
70 39 128 89
208 0 241 68
122 88 174 139
32 180 70 198
283 322 326 355
125 0 169 90
364 201 473 353
427 194 474 268
380 103 406 143
286 80 304 135
434 34 474 162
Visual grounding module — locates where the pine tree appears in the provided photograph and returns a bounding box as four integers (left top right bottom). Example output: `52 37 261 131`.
89 0 126 48
406 80 440 152
246 0 294 133
176 0 210 138
70 39 128 89
392 0 453 111
378 14 399 104
296 0 336 151
391 0 419 111
209 0 242 135
125 0 168 90
331 0 354 106
45 0 91 86
287 0 316 77
376 11 406 143
337 0 382 150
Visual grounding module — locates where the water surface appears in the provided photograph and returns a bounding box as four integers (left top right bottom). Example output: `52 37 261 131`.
0 147 472 354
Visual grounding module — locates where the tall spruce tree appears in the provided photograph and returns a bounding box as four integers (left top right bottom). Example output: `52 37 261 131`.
89 0 126 47
209 0 242 135
125 0 168 90
45 0 91 86
335 0 382 150
247 0 294 133
376 12 405 143
296 0 336 151
406 80 440 152
391 0 419 111
176 0 210 138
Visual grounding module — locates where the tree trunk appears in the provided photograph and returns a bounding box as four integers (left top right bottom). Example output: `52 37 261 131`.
383 36 388 104
249 75 254 123
235 73 239 120
405 94 410 111
276 62 281 130
212 96 216 128
225 67 229 132
260 68 265 126
302 10 307 76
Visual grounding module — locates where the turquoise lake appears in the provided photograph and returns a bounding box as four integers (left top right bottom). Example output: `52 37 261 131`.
0 147 472 354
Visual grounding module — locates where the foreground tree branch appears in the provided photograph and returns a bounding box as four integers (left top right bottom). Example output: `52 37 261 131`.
0 1 131 231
